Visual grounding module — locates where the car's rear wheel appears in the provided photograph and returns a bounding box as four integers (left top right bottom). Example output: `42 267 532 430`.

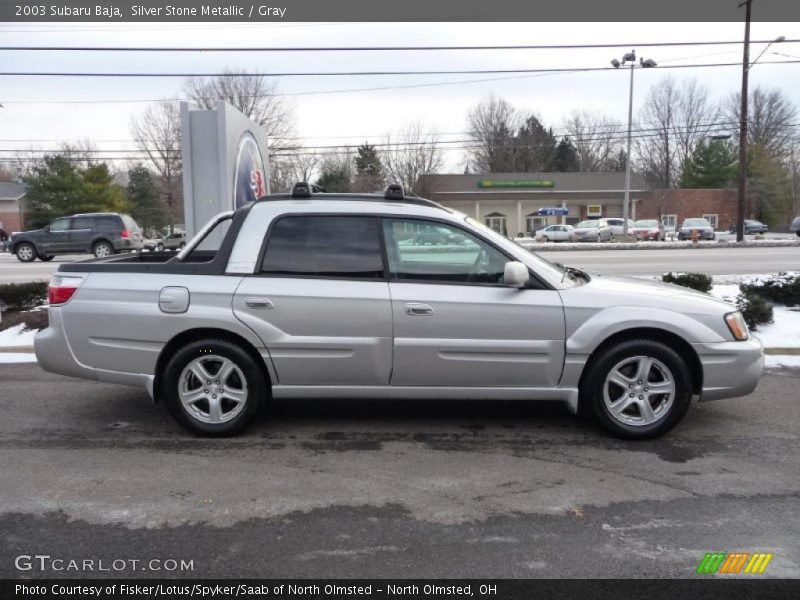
93 241 114 258
161 338 267 436
581 339 692 439
156 243 164 252
15 243 37 262
39 254 54 261
541 236 549 243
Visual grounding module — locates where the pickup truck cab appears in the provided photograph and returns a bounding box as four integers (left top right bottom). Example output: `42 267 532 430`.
35 184 764 439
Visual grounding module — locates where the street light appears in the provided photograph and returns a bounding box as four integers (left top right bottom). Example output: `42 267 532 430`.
611 50 657 240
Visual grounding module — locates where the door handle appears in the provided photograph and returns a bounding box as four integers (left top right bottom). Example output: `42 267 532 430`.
404 302 434 316
245 297 274 309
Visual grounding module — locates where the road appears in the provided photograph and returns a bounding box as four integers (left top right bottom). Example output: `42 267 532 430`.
543 245 800 276
1 362 799 578
2 245 798 283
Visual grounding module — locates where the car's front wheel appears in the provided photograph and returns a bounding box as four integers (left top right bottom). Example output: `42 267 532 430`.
15 242 37 262
161 338 268 436
581 339 693 439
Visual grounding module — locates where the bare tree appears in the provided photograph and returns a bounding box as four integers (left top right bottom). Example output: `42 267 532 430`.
562 111 623 172
130 101 183 221
634 76 717 188
184 69 297 155
465 95 520 172
268 151 321 192
382 121 444 193
724 85 798 159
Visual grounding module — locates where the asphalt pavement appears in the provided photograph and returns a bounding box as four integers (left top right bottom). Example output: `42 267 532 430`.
1 362 799 578
2 243 798 283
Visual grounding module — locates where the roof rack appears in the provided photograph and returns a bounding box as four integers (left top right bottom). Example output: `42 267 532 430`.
384 183 404 200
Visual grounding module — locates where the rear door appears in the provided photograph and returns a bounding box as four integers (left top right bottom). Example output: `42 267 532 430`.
67 216 95 252
233 214 393 386
382 217 565 388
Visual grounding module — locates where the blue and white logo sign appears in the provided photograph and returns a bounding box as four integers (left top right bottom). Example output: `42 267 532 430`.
233 132 266 208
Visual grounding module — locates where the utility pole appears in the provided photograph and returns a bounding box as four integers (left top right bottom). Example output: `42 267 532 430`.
736 0 752 243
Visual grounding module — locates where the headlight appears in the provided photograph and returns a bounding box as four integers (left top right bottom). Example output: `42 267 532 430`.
725 311 749 341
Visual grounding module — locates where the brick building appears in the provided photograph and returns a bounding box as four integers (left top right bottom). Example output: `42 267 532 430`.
0 181 27 234
634 188 738 232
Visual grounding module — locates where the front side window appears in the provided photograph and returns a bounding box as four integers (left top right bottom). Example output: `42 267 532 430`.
383 218 508 285
49 218 70 232
261 215 383 279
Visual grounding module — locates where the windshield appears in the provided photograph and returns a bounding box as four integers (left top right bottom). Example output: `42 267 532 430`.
635 220 658 227
575 220 599 228
463 216 569 283
683 218 710 227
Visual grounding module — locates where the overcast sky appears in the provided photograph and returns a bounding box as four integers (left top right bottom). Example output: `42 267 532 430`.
0 21 797 172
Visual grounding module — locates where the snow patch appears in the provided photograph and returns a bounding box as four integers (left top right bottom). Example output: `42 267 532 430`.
0 352 37 363
0 324 38 348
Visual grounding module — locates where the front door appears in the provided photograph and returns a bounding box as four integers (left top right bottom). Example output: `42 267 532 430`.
233 214 392 386
43 217 72 253
382 217 565 388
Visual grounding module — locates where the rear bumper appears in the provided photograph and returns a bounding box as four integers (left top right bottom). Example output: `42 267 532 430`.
116 239 144 251
34 308 155 399
693 336 764 401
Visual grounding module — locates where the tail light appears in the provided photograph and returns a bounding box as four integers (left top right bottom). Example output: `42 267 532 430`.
121 229 130 238
49 274 84 306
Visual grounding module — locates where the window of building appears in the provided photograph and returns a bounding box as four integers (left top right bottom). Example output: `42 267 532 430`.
383 218 509 285
662 214 677 230
702 214 719 230
261 215 384 279
525 215 548 234
484 212 507 236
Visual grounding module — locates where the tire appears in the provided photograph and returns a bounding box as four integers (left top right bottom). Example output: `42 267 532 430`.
580 338 693 439
92 240 114 258
39 254 54 262
161 338 268 436
541 236 549 243
156 243 164 252
15 242 37 262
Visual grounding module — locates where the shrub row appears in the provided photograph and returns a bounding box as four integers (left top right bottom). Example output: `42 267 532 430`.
661 272 713 293
0 281 48 311
740 272 800 307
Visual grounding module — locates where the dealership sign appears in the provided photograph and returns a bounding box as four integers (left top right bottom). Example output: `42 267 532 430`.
477 179 555 188
233 132 267 208
537 207 569 216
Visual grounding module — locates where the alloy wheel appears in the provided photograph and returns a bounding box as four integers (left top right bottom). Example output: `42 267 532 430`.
602 355 676 427
178 355 248 424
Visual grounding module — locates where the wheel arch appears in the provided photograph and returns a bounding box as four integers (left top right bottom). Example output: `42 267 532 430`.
578 327 703 397
153 327 273 404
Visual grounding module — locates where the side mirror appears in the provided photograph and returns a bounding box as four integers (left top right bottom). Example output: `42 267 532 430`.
504 261 530 288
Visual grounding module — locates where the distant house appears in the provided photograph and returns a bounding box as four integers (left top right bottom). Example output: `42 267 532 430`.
0 181 27 233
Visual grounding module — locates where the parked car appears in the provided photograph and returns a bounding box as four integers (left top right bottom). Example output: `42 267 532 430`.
631 219 665 241
535 224 574 243
413 224 464 246
157 232 186 251
8 213 143 262
570 219 613 242
35 184 763 440
791 216 800 237
677 218 716 241
728 220 769 235
605 218 637 238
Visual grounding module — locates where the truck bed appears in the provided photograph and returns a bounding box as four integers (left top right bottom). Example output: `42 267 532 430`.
57 250 223 275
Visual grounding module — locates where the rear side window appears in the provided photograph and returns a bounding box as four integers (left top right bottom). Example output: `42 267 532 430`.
96 216 122 231
261 216 383 279
70 217 94 230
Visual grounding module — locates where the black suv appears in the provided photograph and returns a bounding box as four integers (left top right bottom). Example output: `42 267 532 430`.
9 213 143 262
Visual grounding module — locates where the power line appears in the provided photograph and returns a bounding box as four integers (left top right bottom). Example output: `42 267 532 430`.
1 59 798 78
2 39 798 52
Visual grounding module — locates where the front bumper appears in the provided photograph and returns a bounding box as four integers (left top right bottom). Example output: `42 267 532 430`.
35 308 156 399
693 336 764 401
